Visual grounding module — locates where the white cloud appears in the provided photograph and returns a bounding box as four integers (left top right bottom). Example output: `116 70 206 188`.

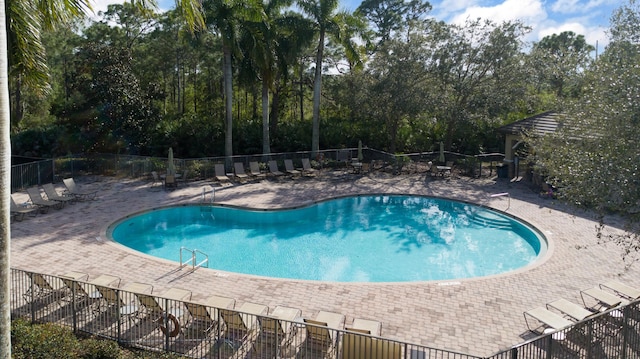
551 0 615 14
449 0 547 26
535 20 609 51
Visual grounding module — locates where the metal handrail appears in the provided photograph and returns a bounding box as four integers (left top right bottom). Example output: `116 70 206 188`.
193 249 209 269
179 247 194 269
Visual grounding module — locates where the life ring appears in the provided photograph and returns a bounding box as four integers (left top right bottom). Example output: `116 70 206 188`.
159 313 181 337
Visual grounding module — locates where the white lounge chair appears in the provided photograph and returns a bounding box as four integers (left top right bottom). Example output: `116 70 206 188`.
234 162 250 181
268 161 284 177
284 159 301 176
63 178 98 200
42 183 75 206
249 161 266 179
11 195 38 220
524 307 574 334
26 187 63 211
215 164 231 182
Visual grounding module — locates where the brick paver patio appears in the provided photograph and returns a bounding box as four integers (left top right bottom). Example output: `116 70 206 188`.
10 170 639 357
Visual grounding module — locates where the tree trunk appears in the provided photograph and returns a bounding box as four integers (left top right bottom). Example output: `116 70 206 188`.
311 30 325 156
261 75 270 155
0 1 12 357
223 44 233 167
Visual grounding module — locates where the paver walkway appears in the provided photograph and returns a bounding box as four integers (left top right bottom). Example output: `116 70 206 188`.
10 170 639 357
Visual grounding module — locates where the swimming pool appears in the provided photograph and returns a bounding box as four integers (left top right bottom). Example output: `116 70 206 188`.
109 195 546 282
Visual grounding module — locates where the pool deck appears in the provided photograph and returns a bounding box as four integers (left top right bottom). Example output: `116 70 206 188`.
10 170 640 357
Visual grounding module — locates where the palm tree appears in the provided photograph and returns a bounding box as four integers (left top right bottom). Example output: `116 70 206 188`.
239 0 313 155
297 0 362 156
201 0 262 166
0 1 203 357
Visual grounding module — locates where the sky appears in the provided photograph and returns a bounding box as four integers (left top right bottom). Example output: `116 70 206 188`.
92 0 621 51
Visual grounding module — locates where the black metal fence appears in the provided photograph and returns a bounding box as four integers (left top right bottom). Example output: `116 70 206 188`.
50 149 506 182
11 270 640 358
11 158 54 193
11 268 482 359
489 302 640 359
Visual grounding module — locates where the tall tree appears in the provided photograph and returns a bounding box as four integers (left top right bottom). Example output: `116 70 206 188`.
425 19 529 152
529 31 594 98
0 1 204 357
357 0 431 48
297 0 361 155
201 0 262 164
526 0 640 263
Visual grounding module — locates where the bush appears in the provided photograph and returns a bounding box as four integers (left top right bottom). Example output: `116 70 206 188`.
11 319 185 359
78 337 123 359
11 318 79 359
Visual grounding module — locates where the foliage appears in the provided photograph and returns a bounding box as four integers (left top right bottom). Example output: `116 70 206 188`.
10 318 186 358
11 319 79 359
526 0 640 265
528 31 594 98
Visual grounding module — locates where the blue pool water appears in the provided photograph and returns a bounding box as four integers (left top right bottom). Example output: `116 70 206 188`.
109 195 545 282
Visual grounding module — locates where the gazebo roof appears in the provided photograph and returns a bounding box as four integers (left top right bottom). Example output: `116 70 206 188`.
497 111 563 136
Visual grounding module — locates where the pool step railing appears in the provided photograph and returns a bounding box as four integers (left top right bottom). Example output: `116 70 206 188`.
489 192 510 211
201 187 215 203
179 247 209 272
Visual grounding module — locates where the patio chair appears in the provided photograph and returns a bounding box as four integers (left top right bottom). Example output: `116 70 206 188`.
134 291 188 337
42 183 75 206
301 158 317 175
26 186 63 212
523 307 574 334
300 311 345 358
234 162 250 181
599 280 640 300
546 298 596 321
256 305 301 357
22 272 67 304
63 178 98 201
580 287 624 311
178 169 189 184
10 195 38 221
164 174 177 190
216 302 268 357
215 164 231 183
346 318 382 336
150 171 162 190
249 161 266 179
284 159 301 176
59 272 101 310
268 161 284 177
341 333 402 359
183 295 235 338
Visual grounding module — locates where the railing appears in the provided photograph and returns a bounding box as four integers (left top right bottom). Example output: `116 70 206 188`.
11 158 55 193
10 268 640 358
10 268 485 359
48 149 507 182
179 248 209 272
488 302 640 358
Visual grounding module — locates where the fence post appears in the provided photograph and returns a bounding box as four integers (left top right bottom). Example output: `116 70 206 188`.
28 272 36 323
622 305 631 359
510 347 517 359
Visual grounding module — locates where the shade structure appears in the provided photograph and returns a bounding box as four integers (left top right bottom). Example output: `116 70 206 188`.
357 140 363 162
439 142 445 163
167 147 176 176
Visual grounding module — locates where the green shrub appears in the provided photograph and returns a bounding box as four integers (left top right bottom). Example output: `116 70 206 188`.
78 337 122 359
11 319 186 359
12 318 80 359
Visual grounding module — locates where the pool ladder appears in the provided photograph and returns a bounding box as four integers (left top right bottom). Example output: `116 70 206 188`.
489 192 510 211
202 187 215 203
179 247 209 272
